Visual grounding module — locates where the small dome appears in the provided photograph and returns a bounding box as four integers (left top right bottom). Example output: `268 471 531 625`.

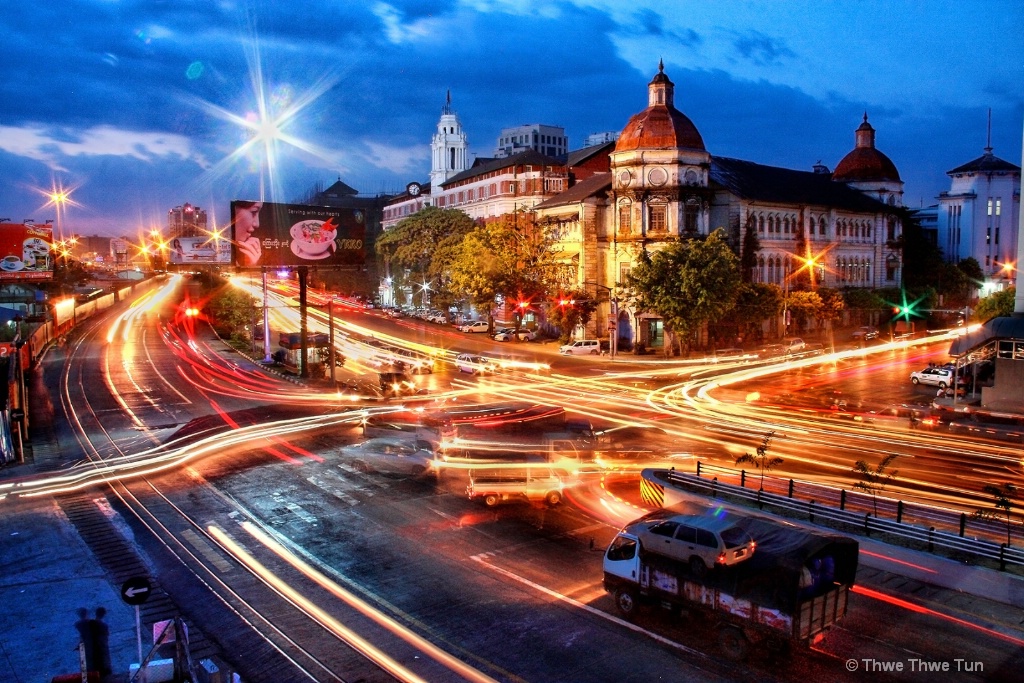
615 62 705 153
833 114 901 182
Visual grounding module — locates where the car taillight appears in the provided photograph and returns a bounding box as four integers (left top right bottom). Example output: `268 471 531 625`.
717 552 727 564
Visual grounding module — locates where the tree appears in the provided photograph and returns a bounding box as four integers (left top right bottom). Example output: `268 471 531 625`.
973 483 1017 547
784 290 821 335
626 228 741 356
734 431 781 491
815 287 845 335
375 206 476 303
548 290 597 343
718 282 781 345
974 286 1015 322
852 454 899 517
740 218 760 284
446 211 559 325
207 286 258 345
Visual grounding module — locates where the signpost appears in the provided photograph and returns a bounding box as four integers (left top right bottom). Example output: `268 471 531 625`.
121 577 151 682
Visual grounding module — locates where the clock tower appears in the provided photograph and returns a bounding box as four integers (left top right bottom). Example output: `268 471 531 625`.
430 90 469 194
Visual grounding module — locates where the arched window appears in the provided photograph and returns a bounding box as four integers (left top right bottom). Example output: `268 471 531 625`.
767 257 776 284
887 218 897 241
783 217 790 234
758 215 765 233
818 216 826 236
649 201 667 233
886 254 898 281
757 256 765 283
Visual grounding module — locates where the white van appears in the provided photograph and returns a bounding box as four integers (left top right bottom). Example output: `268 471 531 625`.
559 339 600 355
466 467 565 506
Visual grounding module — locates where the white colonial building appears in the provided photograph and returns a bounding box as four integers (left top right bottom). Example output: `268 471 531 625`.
936 140 1021 290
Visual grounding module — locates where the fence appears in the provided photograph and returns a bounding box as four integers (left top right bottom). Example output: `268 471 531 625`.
654 463 1024 571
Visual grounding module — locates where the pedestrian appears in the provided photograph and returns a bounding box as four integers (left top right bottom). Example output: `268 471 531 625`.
74 607 96 673
93 606 112 678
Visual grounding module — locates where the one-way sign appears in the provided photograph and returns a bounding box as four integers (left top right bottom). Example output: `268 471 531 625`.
120 576 151 606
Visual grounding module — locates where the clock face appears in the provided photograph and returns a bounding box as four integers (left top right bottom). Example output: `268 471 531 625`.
407 182 421 196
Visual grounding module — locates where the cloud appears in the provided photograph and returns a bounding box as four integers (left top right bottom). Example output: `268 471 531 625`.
731 30 795 66
0 123 206 171
359 141 430 175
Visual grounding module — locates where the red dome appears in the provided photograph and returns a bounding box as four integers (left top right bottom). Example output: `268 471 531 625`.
615 107 706 152
833 114 901 182
615 63 705 153
833 147 901 182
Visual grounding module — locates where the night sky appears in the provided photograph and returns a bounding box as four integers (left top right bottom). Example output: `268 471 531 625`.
1 0 1021 237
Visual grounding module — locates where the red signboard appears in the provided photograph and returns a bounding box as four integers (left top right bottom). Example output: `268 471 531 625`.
0 224 53 281
231 201 366 269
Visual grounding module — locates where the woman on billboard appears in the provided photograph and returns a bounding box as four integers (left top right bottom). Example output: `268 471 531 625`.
233 201 263 267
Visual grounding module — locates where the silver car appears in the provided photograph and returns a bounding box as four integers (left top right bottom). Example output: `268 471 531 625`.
338 437 435 476
626 511 756 576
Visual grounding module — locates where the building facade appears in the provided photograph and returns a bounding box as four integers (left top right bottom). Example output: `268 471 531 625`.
935 142 1020 290
535 63 904 348
166 203 208 238
494 124 568 159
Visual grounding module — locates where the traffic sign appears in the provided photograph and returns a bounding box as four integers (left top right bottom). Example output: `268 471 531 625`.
120 576 151 606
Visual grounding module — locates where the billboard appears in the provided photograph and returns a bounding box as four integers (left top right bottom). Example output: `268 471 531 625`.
0 224 53 281
167 236 231 265
231 201 366 269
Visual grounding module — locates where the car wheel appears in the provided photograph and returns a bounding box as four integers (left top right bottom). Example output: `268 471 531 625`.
614 588 638 618
545 490 561 506
938 382 947 389
689 556 708 578
483 494 500 507
353 460 371 473
911 377 920 385
717 626 749 660
590 349 599 355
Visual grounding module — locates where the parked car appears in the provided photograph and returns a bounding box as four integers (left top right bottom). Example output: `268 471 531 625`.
493 327 538 342
384 307 404 318
337 437 436 476
782 337 806 353
459 320 490 333
910 366 956 388
851 326 879 340
559 339 600 355
375 371 423 398
455 353 493 374
625 510 756 577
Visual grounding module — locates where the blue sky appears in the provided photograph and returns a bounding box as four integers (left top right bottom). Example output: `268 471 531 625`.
1 0 1021 237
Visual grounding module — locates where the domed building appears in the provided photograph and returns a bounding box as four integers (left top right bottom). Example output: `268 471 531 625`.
534 63 906 351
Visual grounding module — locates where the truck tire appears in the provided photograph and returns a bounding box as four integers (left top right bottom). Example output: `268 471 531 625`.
545 490 562 506
689 556 708 578
614 588 638 618
483 494 500 507
717 626 749 660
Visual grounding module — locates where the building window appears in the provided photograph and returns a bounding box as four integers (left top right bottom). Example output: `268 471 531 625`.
619 203 632 233
887 218 896 241
987 199 993 216
619 263 631 285
995 227 1000 244
819 217 826 236
886 254 898 281
758 215 765 234
649 204 666 233
996 199 1002 215
683 201 699 233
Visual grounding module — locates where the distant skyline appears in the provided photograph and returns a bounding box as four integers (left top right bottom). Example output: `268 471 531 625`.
0 1 1021 237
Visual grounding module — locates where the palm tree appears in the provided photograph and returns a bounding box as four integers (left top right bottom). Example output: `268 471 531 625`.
852 454 900 517
973 483 1017 546
735 431 781 491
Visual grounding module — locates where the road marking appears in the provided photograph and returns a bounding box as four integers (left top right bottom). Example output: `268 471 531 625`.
470 555 710 659
181 527 234 573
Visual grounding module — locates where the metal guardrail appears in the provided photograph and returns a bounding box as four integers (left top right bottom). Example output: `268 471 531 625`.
656 465 1024 571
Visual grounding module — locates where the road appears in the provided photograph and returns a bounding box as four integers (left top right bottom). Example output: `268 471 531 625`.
6 275 1023 682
